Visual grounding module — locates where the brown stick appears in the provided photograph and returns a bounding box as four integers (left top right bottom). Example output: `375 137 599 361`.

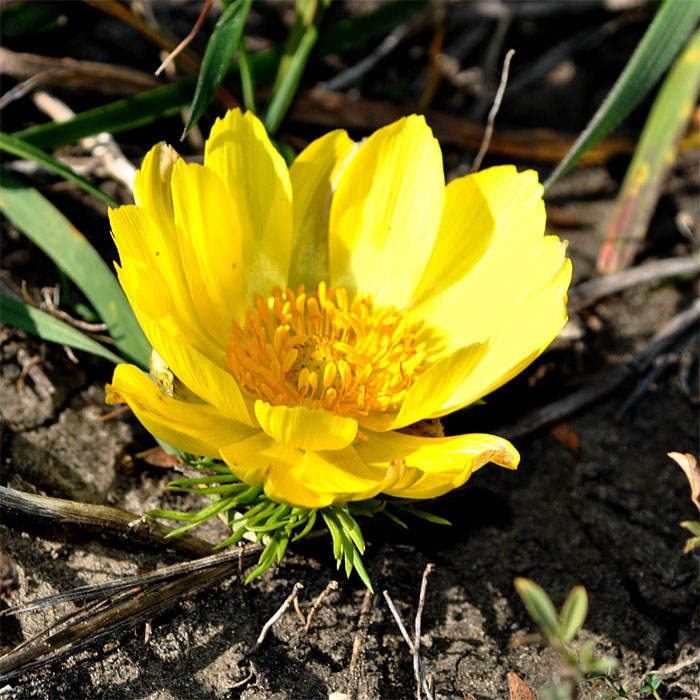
0 486 214 558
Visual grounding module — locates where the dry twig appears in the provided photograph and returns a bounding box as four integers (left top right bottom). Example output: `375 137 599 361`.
471 48 514 172
347 588 374 700
247 582 304 655
383 588 435 700
305 580 339 633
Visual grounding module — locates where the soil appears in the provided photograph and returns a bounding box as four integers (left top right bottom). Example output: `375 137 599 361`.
1 2 699 699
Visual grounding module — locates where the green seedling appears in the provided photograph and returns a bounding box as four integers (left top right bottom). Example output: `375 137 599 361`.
514 578 617 700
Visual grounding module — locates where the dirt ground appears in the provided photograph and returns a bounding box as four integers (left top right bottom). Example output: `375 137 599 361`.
1 2 699 699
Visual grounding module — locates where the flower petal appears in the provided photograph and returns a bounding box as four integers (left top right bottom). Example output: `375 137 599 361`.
220 433 387 508
170 159 246 346
410 171 495 306
329 115 444 308
358 342 489 432
411 166 567 355
356 430 519 499
110 204 223 362
254 400 357 450
288 129 356 290
204 109 293 299
107 364 256 457
132 308 257 426
435 258 572 415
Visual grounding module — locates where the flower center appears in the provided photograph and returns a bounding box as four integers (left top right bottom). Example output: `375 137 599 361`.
225 282 427 417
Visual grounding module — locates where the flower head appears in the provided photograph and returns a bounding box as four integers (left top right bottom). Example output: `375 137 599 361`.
106 110 571 509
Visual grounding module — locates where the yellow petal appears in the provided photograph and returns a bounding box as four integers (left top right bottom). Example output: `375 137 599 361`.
411 166 567 355
356 429 519 500
220 433 387 508
110 205 223 362
170 159 246 346
107 364 256 457
358 342 490 432
329 114 444 308
435 258 572 415
410 171 495 306
133 142 179 237
288 129 356 290
132 308 257 426
204 109 293 299
254 400 357 450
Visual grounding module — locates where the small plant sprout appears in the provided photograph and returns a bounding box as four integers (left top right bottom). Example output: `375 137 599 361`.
668 452 700 553
639 673 663 700
514 578 617 700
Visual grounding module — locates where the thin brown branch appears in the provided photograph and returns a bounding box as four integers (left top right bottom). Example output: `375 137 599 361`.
0 486 214 559
304 580 339 632
155 0 212 77
247 582 304 655
471 48 515 172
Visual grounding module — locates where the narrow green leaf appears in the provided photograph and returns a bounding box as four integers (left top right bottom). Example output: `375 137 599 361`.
245 539 280 582
183 0 254 137
321 510 343 563
393 503 451 526
0 294 124 365
0 132 118 207
514 577 559 639
351 544 373 592
0 1 63 37
597 27 700 273
146 508 198 522
292 510 317 541
333 507 365 555
544 0 700 192
238 40 257 114
382 510 408 529
0 170 151 367
263 0 330 136
558 585 589 642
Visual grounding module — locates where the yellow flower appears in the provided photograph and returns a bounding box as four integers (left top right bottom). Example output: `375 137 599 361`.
106 109 571 509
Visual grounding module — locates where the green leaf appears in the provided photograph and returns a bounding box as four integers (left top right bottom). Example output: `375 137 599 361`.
680 520 700 536
321 509 343 563
183 0 254 137
558 585 588 642
292 510 317 541
392 503 451 526
544 0 700 192
0 294 124 365
351 545 374 592
0 171 151 366
597 27 700 273
514 577 559 639
0 131 118 208
238 40 257 114
332 506 365 555
263 0 329 137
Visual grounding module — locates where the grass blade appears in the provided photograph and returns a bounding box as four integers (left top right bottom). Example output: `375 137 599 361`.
0 294 124 365
183 0 253 137
0 170 151 367
544 0 700 192
0 131 117 208
263 0 330 136
238 40 257 114
597 27 700 273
